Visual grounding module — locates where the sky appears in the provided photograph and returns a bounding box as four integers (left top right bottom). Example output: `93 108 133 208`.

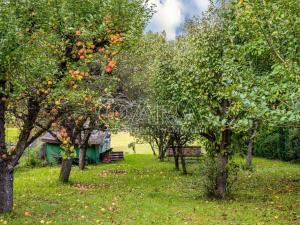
146 0 210 40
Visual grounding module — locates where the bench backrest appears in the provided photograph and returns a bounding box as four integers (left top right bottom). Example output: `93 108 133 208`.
167 146 202 157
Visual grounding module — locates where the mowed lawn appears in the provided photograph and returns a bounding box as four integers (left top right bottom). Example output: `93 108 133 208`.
111 132 152 154
1 129 300 224
0 155 298 225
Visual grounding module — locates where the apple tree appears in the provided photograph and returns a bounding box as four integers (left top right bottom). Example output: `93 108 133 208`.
0 0 150 213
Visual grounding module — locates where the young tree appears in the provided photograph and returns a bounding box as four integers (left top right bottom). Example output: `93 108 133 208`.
116 33 173 160
129 100 171 161
150 39 195 173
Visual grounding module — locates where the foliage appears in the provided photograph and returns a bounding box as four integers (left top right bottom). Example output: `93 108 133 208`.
115 33 165 101
128 142 136 153
0 0 151 163
200 155 240 197
230 0 300 124
23 148 47 168
118 33 177 159
0 0 152 212
254 127 300 162
143 0 300 197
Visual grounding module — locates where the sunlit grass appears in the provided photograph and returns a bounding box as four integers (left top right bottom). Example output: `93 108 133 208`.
111 132 152 154
6 127 19 143
0 154 299 225
3 129 300 224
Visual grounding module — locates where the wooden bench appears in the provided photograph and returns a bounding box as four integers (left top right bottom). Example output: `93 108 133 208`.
167 146 202 161
110 151 124 162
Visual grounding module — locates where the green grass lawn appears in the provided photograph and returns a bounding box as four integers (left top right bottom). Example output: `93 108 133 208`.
5 128 19 143
0 155 299 225
3 130 300 224
111 132 152 154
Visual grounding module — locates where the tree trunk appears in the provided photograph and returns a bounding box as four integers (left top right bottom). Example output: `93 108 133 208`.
174 151 180 171
59 159 73 183
158 134 164 161
246 140 253 169
177 146 187 175
0 81 13 213
149 141 156 156
246 121 258 169
174 153 179 170
214 129 232 198
79 147 87 170
0 163 13 213
215 152 228 198
171 142 179 170
0 91 6 154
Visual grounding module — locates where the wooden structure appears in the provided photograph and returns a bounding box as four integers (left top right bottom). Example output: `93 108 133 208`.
167 146 202 159
111 151 124 161
101 151 125 163
40 130 109 164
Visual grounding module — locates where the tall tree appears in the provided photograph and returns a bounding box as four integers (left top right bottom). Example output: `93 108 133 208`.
169 6 268 197
174 0 299 197
0 0 150 213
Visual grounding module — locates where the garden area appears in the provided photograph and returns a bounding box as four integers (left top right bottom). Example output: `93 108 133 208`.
0 0 299 224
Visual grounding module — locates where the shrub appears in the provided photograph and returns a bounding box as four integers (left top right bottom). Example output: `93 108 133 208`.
24 148 48 168
200 155 240 198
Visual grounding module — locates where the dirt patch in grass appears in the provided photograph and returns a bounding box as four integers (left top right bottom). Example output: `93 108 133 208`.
72 182 110 191
98 169 128 177
271 178 300 194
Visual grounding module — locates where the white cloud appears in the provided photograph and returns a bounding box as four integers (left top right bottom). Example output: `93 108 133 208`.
193 0 210 10
146 0 210 40
147 0 183 40
187 0 210 19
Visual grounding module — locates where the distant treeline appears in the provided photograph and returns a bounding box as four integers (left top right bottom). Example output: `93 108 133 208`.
254 127 300 163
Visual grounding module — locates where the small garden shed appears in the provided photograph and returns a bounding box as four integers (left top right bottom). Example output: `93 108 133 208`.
40 130 109 164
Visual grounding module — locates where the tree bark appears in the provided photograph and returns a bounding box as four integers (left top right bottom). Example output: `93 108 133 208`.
174 152 179 170
214 129 232 198
0 81 13 213
177 146 187 175
246 140 254 169
171 140 179 170
78 120 94 170
215 152 228 198
149 141 156 156
11 98 41 168
246 121 258 169
0 83 6 154
79 147 87 170
0 163 13 213
59 159 73 183
174 152 180 171
158 133 164 161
